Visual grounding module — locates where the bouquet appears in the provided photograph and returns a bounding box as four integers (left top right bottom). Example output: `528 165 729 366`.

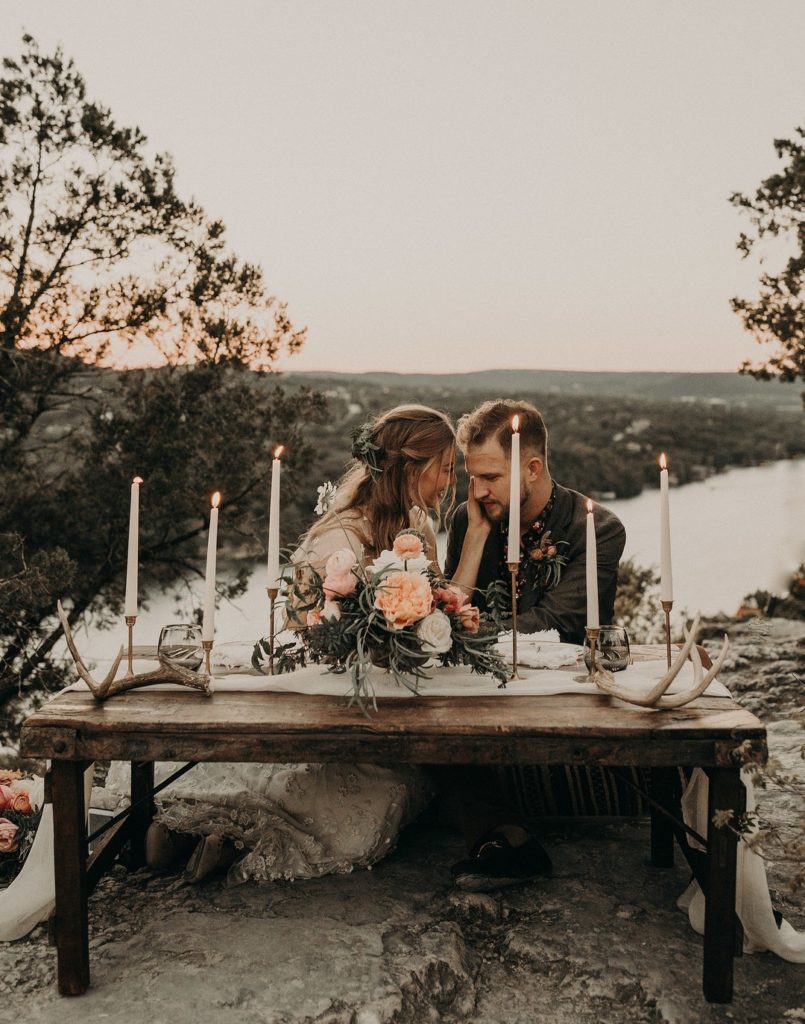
0 770 43 884
269 529 507 711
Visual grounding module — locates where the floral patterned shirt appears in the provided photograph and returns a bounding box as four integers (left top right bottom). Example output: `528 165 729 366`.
499 482 558 603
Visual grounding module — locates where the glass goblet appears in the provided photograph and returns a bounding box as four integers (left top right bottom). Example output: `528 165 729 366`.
584 625 631 673
157 624 203 671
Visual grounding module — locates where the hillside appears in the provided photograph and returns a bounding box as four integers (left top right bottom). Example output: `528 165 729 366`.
286 369 801 412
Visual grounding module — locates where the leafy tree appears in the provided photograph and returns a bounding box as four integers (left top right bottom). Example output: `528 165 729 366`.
0 36 324 714
730 125 805 401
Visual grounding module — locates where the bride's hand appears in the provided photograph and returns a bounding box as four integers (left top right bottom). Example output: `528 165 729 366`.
409 505 437 559
467 477 492 537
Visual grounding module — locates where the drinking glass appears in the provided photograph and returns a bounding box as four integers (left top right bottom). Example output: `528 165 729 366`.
584 625 631 672
157 624 203 670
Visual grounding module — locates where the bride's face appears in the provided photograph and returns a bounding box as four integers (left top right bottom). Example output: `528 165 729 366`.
417 448 455 509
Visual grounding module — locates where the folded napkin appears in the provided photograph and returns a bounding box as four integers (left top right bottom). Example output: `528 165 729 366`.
495 630 582 669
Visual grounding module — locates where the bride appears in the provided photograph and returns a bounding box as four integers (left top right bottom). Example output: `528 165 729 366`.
145 404 457 883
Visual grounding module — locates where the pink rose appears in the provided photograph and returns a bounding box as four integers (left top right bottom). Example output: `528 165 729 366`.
323 572 357 600
0 818 18 854
433 585 468 614
325 549 358 576
393 533 424 560
0 785 14 811
374 571 434 629
458 605 480 634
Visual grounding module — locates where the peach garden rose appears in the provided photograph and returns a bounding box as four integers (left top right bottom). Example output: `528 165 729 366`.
374 571 433 629
11 791 31 814
0 785 14 811
392 533 424 560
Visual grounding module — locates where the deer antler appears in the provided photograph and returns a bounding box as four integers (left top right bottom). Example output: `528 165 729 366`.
57 600 213 702
593 613 729 709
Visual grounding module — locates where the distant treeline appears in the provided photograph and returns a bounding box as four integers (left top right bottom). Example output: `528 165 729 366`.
282 375 804 517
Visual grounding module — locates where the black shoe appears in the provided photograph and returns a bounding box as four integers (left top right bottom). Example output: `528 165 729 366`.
450 830 552 892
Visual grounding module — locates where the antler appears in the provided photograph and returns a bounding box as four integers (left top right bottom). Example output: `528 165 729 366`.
57 600 213 702
593 612 729 709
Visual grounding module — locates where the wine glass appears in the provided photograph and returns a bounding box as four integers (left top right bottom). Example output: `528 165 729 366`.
584 625 631 672
157 624 203 670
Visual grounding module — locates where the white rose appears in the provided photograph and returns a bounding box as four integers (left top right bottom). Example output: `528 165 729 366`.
321 600 341 622
416 610 453 654
367 549 430 577
325 548 358 576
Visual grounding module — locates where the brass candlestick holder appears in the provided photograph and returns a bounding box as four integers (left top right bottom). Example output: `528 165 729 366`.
661 600 673 668
124 615 136 677
267 587 279 675
575 626 601 683
508 562 521 682
202 639 213 676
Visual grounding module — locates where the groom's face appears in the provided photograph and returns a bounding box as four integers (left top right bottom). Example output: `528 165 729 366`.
464 439 516 522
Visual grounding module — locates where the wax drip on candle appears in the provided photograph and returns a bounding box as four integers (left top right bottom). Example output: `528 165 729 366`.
585 498 599 629
659 452 673 602
507 415 521 564
267 446 283 589
202 492 221 643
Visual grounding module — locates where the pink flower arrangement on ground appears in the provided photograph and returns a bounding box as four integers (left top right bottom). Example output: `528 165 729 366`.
0 773 42 882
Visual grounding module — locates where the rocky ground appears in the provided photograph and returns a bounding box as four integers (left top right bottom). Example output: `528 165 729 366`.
1 618 803 1024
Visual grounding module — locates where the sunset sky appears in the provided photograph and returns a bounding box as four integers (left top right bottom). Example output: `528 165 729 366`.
3 2 804 375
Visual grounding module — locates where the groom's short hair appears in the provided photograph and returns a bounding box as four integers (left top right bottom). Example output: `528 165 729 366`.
456 399 548 461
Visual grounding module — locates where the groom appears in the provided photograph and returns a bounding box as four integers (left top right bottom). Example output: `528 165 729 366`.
442 398 626 890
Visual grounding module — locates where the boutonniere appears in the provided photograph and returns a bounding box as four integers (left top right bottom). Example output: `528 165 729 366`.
525 531 569 592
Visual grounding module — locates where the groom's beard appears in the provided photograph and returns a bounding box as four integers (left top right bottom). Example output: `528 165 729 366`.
483 484 530 524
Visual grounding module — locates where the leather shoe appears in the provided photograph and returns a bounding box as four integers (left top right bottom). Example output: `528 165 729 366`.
451 830 552 892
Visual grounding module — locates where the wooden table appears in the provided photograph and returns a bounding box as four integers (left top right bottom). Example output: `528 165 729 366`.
21 685 766 1004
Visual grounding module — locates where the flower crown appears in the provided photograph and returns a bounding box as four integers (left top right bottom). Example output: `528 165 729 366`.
350 422 384 479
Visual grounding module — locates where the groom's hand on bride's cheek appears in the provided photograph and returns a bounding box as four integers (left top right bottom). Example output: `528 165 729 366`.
468 477 492 533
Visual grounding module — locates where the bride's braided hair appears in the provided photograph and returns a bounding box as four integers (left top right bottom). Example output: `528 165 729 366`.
308 405 456 558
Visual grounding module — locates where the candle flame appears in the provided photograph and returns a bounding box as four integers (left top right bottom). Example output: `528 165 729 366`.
587 498 594 513
659 452 667 470
133 476 143 485
211 492 221 508
274 445 285 459
512 415 520 432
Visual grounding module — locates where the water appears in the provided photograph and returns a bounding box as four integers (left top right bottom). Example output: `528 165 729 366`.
607 458 804 617
80 459 804 659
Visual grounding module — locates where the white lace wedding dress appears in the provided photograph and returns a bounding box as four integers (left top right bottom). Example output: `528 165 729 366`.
150 515 432 883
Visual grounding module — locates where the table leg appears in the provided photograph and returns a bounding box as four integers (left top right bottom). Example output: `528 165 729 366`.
649 768 676 868
703 767 745 1004
51 760 89 996
128 761 155 869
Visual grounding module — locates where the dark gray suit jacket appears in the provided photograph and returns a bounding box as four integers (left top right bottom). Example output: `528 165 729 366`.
444 483 626 646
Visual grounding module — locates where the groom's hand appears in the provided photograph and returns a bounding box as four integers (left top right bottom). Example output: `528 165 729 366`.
467 477 492 536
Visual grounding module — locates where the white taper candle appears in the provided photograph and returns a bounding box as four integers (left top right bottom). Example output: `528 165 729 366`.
267 445 284 589
124 476 143 617
659 453 673 602
586 498 599 629
202 492 220 643
507 416 521 563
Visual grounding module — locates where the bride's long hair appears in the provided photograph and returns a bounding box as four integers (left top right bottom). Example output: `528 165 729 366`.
306 404 456 558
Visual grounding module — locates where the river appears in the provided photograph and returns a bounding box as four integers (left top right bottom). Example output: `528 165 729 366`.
80 459 804 659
